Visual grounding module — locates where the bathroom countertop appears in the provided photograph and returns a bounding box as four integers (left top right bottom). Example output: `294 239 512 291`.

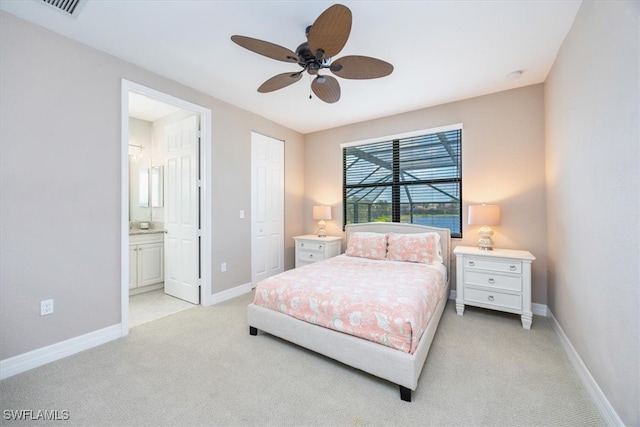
129 229 166 236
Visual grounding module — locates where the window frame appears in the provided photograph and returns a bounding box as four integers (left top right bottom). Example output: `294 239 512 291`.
341 124 463 238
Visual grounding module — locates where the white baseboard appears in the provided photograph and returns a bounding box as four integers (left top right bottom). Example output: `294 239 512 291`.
1 283 254 379
449 290 620 423
208 282 253 306
548 310 623 426
0 324 121 380
531 302 548 316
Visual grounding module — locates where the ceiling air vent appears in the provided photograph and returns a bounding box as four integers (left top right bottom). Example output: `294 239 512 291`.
40 0 85 17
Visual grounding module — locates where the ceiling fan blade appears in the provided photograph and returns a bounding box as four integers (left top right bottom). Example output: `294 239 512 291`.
258 72 303 93
231 35 299 63
330 56 394 79
311 75 341 103
308 4 352 59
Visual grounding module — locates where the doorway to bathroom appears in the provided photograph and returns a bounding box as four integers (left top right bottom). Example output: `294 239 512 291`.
120 80 212 335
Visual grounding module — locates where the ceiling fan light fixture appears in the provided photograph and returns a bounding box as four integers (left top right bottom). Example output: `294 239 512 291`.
231 3 393 103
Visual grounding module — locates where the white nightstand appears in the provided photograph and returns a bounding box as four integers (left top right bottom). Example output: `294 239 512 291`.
293 235 342 268
454 246 536 329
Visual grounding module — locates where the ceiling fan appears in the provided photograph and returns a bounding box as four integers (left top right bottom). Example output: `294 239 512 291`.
231 4 393 104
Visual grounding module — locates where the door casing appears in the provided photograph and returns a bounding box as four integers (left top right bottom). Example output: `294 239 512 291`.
120 79 213 336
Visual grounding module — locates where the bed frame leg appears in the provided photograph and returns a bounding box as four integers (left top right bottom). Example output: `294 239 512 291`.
249 326 258 336
399 386 412 402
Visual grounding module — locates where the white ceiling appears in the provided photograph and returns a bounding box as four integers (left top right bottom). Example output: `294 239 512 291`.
1 0 581 134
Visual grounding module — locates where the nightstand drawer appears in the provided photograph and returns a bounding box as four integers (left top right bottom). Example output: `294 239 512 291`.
465 257 521 274
464 287 522 311
296 241 326 253
464 270 522 292
298 250 325 263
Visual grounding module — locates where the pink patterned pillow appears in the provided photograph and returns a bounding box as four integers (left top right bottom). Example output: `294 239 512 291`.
386 232 440 265
345 232 388 260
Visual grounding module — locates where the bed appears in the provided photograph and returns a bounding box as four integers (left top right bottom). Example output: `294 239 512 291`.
247 222 451 402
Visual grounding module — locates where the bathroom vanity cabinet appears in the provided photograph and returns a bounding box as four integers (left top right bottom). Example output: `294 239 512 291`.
129 233 164 292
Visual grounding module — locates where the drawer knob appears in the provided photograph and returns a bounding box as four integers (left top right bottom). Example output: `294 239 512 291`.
468 261 475 266
318 245 323 249
488 278 495 284
300 243 304 247
487 295 494 302
510 265 517 271
309 254 313 258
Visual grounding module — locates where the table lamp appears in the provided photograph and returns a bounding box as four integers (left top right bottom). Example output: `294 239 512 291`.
468 204 501 250
313 205 332 237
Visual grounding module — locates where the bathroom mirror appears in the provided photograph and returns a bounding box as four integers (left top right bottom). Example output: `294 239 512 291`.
137 167 163 209
128 115 167 224
151 166 163 208
139 169 150 207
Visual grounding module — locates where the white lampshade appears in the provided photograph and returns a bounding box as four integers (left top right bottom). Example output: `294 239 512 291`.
468 204 501 226
313 205 332 220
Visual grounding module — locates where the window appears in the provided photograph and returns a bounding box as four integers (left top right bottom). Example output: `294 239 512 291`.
342 127 462 237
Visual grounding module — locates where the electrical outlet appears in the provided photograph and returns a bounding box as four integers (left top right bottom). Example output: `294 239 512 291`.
239 210 245 219
41 299 54 316
221 262 227 272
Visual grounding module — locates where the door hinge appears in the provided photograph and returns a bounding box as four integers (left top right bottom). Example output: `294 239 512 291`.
197 229 202 237
197 179 202 188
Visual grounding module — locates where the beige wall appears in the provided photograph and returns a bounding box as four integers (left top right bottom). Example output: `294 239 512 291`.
304 85 548 303
544 1 639 425
0 12 305 359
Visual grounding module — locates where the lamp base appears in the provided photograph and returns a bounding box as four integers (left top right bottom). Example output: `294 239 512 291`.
317 219 327 238
477 226 494 250
477 238 494 250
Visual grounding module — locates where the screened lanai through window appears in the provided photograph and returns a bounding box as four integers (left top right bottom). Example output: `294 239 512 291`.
343 127 462 237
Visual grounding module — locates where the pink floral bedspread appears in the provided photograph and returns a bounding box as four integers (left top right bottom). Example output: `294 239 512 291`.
252 255 446 354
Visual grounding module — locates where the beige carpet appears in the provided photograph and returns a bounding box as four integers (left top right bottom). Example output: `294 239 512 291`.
1 292 604 426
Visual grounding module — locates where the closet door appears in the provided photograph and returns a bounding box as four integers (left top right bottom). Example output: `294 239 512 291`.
251 132 284 286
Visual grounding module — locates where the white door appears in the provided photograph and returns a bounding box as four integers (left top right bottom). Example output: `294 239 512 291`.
251 132 284 286
164 115 200 304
